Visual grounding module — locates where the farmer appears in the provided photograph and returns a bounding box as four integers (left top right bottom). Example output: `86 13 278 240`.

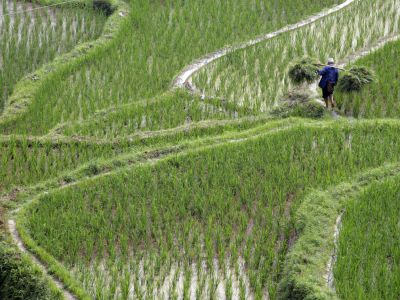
318 58 339 110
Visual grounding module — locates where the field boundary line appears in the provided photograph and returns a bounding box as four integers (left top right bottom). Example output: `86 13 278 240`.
47 33 400 139
6 118 400 207
337 33 400 68
278 162 400 299
172 0 356 89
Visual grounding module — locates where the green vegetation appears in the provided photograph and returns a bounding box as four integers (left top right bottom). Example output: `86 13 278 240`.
0 204 61 299
337 38 400 118
192 0 399 111
337 66 374 92
288 58 320 85
279 163 400 300
0 135 137 192
20 120 400 298
0 241 62 299
0 0 130 131
58 90 252 138
271 99 326 119
0 0 106 112
1 0 400 298
335 176 400 300
0 0 341 135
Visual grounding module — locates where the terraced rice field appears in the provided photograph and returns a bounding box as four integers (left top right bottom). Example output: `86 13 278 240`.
1 0 400 299
0 0 341 134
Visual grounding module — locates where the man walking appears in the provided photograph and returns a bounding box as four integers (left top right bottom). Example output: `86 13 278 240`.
318 58 339 110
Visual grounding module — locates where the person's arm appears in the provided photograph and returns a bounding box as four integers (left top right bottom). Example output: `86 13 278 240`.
334 70 339 85
318 67 328 76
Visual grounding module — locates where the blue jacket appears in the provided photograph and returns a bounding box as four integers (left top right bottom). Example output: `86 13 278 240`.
318 66 339 89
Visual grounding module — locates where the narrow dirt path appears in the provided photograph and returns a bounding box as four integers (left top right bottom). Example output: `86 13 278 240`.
172 0 356 89
7 219 77 300
326 213 343 290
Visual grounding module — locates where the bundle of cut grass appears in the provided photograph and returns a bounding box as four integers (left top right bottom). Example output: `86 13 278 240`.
288 58 320 84
338 66 374 92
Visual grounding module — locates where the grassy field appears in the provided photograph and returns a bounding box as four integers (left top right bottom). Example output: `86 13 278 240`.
0 0 106 112
335 176 400 300
21 120 400 299
337 38 400 118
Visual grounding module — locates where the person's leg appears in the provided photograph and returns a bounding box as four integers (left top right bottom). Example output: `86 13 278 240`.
324 97 329 108
331 94 336 108
327 97 332 110
327 95 332 109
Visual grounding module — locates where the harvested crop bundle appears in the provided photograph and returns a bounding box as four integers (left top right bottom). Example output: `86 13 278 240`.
338 66 374 92
288 58 320 84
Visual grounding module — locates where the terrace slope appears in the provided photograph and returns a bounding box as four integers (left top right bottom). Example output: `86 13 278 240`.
192 0 400 112
337 37 400 118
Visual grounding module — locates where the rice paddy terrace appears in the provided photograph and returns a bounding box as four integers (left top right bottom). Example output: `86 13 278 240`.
0 0 399 299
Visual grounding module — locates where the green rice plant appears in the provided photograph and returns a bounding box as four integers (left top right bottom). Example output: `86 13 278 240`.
0 135 135 192
0 241 62 299
288 58 320 85
58 89 251 138
335 176 400 299
0 0 106 112
0 0 341 135
337 66 374 92
2 0 400 298
337 38 400 118
278 162 400 300
19 119 400 298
